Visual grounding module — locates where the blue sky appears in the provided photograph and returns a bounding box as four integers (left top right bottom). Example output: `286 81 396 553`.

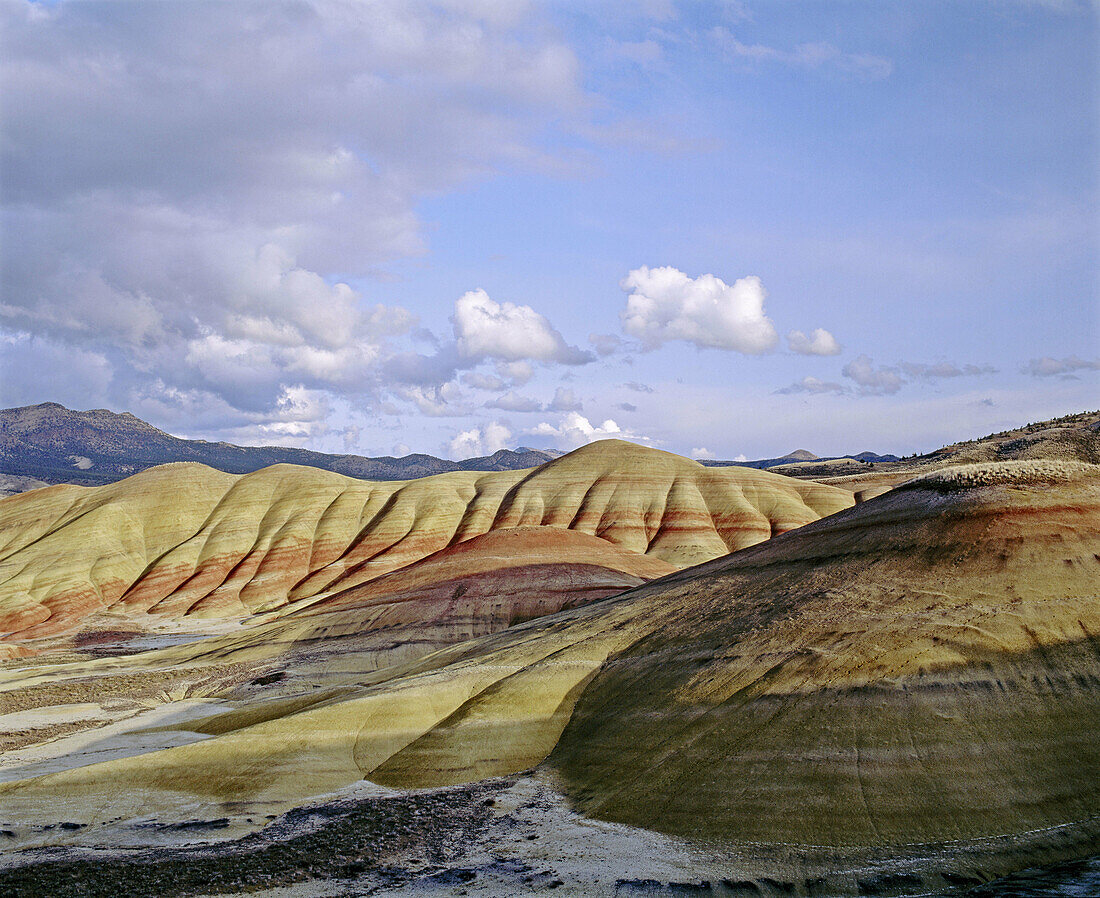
1 0 1096 459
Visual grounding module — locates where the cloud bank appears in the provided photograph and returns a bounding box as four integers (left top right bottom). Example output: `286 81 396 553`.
1023 356 1100 377
0 0 588 432
842 355 904 395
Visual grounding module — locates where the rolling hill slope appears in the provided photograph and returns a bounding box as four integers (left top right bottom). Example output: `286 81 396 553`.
0 460 1095 885
0 440 851 647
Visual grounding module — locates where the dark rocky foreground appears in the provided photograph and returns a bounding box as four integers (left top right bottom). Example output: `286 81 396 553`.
0 781 501 898
1 776 1098 898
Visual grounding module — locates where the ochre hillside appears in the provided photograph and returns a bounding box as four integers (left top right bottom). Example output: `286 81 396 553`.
549 461 1100 847
0 440 851 646
2 461 1095 882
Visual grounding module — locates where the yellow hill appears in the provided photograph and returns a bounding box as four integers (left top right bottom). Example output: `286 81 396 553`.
1 461 1095 879
0 441 851 644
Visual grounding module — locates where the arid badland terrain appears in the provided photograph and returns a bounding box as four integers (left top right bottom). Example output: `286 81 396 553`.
0 409 1098 897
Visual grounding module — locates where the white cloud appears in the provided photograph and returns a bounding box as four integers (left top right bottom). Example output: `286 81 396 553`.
126 380 342 447
392 382 471 417
548 386 583 412
531 412 642 450
382 346 461 389
691 447 715 459
0 0 589 432
623 381 656 393
496 360 535 386
1023 355 1100 377
589 333 624 356
447 421 512 459
779 358 997 398
453 289 594 365
900 361 998 379
619 266 778 353
486 391 543 412
776 375 849 395
462 371 508 391
787 328 841 356
842 355 904 395
341 424 362 451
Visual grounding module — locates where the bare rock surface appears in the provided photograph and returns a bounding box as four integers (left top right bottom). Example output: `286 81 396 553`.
0 447 1096 893
0 440 850 646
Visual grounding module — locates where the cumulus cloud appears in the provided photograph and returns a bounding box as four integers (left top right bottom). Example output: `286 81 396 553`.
447 421 513 459
485 391 543 412
341 424 362 451
787 328 841 356
479 385 581 416
620 266 778 353
780 357 997 399
128 380 338 447
900 361 998 379
462 371 508 391
691 447 715 459
530 412 640 450
496 360 535 386
453 289 595 365
1022 355 1100 377
589 333 624 356
366 288 589 418
842 355 904 395
776 375 849 395
0 0 588 435
382 346 462 389
548 387 583 412
391 382 471 417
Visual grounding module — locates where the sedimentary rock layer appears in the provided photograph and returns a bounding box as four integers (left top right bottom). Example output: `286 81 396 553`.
548 461 1100 846
1 462 1095 867
0 440 851 644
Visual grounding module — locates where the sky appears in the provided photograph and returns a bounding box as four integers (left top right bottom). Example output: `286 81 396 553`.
1 0 1097 460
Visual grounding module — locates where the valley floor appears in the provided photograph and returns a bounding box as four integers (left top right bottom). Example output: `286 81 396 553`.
2 774 1098 898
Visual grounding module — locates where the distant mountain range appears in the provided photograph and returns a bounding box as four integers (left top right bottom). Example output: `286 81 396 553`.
700 447 900 470
0 402 901 496
0 403 566 493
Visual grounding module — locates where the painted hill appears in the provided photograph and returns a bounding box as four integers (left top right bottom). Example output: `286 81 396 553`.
0 440 852 647
0 402 562 490
548 460 1100 848
1 460 1095 889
